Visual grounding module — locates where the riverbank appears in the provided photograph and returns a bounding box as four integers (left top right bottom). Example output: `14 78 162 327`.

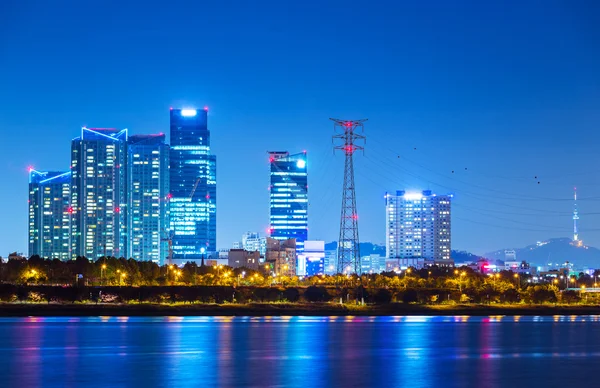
1 302 600 316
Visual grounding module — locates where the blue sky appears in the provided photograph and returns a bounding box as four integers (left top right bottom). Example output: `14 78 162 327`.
1 0 600 256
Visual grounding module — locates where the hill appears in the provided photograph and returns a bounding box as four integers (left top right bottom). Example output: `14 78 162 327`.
485 238 600 269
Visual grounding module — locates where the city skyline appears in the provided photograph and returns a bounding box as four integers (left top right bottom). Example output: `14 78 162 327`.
2 2 600 257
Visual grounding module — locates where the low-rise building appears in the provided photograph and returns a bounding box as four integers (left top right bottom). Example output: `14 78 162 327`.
265 237 296 277
298 240 325 276
228 249 261 270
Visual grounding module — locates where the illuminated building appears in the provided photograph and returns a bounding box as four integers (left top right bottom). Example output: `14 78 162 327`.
298 240 325 276
127 134 169 264
324 248 338 275
28 170 72 260
268 151 308 252
241 232 267 255
169 108 217 263
71 127 128 258
361 254 385 274
385 190 452 266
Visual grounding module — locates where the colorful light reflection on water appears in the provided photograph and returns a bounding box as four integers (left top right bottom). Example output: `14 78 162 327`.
1 316 599 387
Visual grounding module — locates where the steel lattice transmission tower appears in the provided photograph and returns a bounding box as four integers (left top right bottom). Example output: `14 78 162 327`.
331 118 367 274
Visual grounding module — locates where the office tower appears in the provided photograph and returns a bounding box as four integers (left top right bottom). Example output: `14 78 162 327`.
385 190 451 265
71 127 128 259
268 151 308 252
169 108 217 262
28 170 72 260
127 134 170 264
242 231 267 255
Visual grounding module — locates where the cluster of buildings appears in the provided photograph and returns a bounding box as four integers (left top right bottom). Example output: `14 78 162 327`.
28 109 216 265
27 106 458 275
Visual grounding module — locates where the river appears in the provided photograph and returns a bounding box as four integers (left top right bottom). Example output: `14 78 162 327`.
0 316 598 387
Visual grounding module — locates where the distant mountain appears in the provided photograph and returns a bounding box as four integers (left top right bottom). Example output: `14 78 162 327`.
485 238 600 268
451 250 493 264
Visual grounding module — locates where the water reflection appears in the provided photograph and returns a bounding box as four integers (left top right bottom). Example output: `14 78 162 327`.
0 316 599 387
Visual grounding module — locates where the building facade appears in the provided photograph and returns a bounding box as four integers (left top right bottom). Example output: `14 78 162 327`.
268 151 308 252
28 170 72 260
324 247 338 274
228 249 261 270
386 190 451 264
361 254 386 274
265 237 297 277
71 128 128 259
298 240 325 276
242 232 267 255
127 134 170 264
169 108 217 263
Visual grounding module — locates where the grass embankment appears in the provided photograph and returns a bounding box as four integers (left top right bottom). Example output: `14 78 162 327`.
1 302 600 317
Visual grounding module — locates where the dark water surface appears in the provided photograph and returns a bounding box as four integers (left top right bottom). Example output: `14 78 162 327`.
1 315 599 387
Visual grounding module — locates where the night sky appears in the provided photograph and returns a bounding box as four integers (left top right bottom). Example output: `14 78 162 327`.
1 0 600 257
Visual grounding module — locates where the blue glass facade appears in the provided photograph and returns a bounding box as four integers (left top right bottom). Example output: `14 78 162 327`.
28 170 72 260
71 128 128 259
169 108 217 261
127 134 170 264
269 151 308 251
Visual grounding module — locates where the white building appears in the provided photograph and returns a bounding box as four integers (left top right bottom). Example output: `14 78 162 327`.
504 250 517 262
361 254 386 274
242 232 267 255
385 190 452 264
324 249 337 275
298 240 325 276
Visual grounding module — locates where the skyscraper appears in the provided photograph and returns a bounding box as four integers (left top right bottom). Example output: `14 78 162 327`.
127 134 170 264
385 190 451 265
268 151 308 252
71 127 128 259
28 170 72 260
169 108 217 262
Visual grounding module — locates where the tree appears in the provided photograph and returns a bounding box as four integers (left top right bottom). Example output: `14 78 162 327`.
304 286 331 302
283 288 300 302
372 288 392 304
562 290 580 304
402 288 418 304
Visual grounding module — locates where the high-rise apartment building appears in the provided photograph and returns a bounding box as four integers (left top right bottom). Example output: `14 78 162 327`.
28 170 72 260
385 190 451 263
127 134 170 264
169 108 217 262
268 151 308 252
71 127 128 258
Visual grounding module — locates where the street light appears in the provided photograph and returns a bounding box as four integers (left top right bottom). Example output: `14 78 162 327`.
101 264 107 285
120 272 126 286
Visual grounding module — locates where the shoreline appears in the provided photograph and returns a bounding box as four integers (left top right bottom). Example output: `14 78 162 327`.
1 303 600 317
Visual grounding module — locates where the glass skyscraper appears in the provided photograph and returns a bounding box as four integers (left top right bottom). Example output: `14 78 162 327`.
71 127 128 259
127 134 170 264
169 108 217 262
28 170 72 260
268 151 308 252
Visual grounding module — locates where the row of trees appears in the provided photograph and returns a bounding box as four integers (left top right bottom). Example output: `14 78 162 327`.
0 256 596 304
0 284 592 305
